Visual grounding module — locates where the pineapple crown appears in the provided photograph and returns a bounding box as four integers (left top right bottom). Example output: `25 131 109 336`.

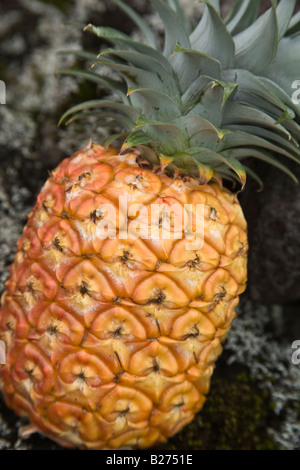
59 0 300 188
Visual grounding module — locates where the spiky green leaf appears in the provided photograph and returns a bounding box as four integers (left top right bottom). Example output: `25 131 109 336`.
127 88 181 120
222 102 292 139
225 0 261 35
150 0 190 56
276 0 297 40
59 99 138 127
222 147 298 182
287 10 300 35
99 48 179 99
263 36 300 98
234 2 278 73
85 24 171 70
57 69 127 98
191 1 235 68
57 49 97 61
171 45 222 94
110 0 157 48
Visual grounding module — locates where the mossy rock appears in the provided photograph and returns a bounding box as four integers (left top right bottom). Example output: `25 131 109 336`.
155 371 280 450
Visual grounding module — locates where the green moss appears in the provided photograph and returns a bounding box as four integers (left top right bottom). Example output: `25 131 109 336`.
154 371 280 450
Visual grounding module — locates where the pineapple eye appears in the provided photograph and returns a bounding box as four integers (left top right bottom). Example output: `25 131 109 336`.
186 254 200 269
128 174 145 190
147 289 166 305
182 324 199 340
174 398 185 408
47 324 59 336
78 171 91 182
119 406 130 417
214 286 227 303
77 370 86 382
112 326 123 338
152 358 160 373
89 209 103 224
53 237 63 252
79 281 89 296
5 321 14 331
61 211 69 219
120 250 131 264
209 207 217 221
113 369 125 383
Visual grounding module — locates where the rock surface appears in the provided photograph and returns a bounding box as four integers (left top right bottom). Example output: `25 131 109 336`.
241 162 300 304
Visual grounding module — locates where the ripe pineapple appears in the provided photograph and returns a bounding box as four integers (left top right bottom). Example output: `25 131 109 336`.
1 0 300 450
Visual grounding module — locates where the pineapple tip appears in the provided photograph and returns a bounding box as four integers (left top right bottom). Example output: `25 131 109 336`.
83 23 92 32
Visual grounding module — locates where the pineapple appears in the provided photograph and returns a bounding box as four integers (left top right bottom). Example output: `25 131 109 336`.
1 0 300 450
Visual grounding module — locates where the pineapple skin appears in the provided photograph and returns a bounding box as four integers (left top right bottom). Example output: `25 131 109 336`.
0 144 247 450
